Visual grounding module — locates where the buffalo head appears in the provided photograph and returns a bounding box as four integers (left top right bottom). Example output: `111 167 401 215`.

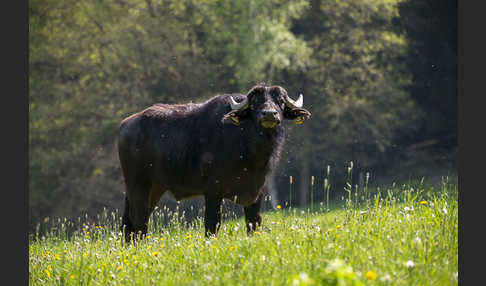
222 85 311 128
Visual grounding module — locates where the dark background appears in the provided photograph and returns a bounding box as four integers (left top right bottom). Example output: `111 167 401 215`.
29 0 457 232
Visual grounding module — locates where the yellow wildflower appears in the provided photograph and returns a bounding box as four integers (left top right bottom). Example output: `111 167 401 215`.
45 269 51 278
419 201 428 205
276 205 282 209
70 274 75 280
229 245 238 251
146 235 151 239
117 265 123 271
365 271 377 280
152 251 159 257
55 254 61 260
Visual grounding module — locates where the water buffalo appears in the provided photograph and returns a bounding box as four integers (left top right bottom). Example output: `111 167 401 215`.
118 84 311 241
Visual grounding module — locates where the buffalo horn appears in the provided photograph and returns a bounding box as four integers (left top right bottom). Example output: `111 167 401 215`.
284 93 304 109
229 96 249 110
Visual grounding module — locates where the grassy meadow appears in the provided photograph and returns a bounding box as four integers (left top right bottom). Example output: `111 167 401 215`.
29 179 457 285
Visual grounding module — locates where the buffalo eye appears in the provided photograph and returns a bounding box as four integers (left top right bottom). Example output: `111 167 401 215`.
269 89 285 109
271 95 284 109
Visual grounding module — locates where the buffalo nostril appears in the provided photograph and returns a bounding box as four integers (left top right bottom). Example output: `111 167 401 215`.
262 110 277 117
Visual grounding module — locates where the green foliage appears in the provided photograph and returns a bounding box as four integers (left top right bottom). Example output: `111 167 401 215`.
393 0 457 168
188 0 311 88
29 0 310 223
283 0 423 187
29 0 457 225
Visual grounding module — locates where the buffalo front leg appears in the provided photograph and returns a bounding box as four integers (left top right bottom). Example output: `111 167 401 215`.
122 182 151 243
244 194 263 234
204 192 223 237
121 195 134 240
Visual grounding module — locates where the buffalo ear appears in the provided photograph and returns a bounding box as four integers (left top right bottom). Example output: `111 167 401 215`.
221 109 250 126
283 107 311 124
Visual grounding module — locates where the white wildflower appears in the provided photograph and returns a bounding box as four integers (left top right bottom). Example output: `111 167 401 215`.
291 272 313 286
381 274 391 282
299 272 311 283
204 275 213 281
405 260 415 268
413 237 422 244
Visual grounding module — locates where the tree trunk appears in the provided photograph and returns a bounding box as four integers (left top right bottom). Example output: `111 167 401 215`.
265 172 278 210
299 158 310 207
298 124 311 207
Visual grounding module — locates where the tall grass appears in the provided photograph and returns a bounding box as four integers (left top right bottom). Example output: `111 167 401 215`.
29 177 457 286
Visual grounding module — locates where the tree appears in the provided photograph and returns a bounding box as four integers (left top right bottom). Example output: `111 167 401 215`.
29 0 312 227
391 0 457 175
280 0 423 202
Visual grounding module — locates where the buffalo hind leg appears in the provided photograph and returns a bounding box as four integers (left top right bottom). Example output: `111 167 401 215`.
204 192 223 237
244 194 263 234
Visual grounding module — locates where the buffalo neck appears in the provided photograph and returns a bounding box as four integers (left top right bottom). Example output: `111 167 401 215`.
240 121 285 171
